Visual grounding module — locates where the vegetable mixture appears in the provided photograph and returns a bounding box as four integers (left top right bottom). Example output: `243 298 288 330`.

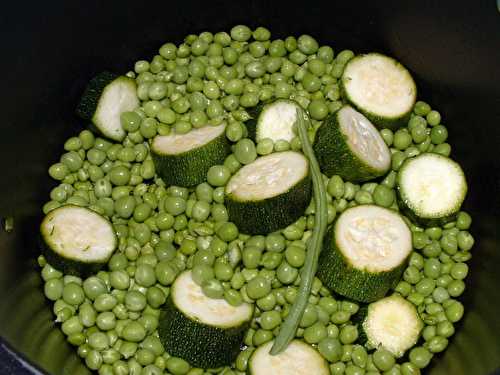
38 25 474 375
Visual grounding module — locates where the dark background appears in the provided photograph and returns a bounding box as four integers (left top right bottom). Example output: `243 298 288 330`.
0 0 499 374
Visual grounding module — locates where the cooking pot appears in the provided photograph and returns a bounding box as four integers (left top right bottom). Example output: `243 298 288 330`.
1 1 499 374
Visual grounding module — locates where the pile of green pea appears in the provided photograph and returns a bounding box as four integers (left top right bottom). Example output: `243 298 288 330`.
39 25 474 375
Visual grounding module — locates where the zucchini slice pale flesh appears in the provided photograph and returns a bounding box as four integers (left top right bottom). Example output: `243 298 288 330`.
361 294 423 357
76 71 139 141
341 53 416 130
249 340 329 375
245 99 301 143
40 205 117 277
397 153 467 222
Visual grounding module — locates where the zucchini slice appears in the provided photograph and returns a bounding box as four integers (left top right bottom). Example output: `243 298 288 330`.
151 124 230 187
313 105 391 181
249 340 329 375
158 271 253 368
340 53 416 129
361 294 423 357
225 151 312 234
76 71 139 141
397 153 467 222
317 205 412 303
245 99 301 142
40 205 117 277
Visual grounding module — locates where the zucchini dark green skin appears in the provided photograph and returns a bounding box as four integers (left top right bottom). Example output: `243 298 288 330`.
151 133 231 187
76 71 118 121
396 189 457 228
40 237 108 278
313 112 389 182
340 53 416 130
316 226 409 303
244 103 266 141
225 174 312 235
158 297 251 368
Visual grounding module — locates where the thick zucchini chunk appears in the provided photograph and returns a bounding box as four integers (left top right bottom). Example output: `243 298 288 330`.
313 105 391 181
225 151 312 234
151 124 230 187
340 53 416 129
40 205 117 277
158 271 253 368
317 205 412 303
76 71 139 141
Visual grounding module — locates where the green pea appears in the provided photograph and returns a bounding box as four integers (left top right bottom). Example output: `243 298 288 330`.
302 72 321 92
135 264 156 287
297 304 318 328
456 211 472 230
401 362 420 375
372 185 395 207
79 130 95 149
122 321 146 343
424 335 447 354
302 322 327 344
331 362 346 375
87 331 109 351
44 278 64 301
331 310 350 325
423 258 441 279
393 129 413 150
216 222 239 242
308 99 329 120
85 350 102 370
316 337 342 362
242 246 262 269
450 262 468 280
209 262 232 282
230 25 252 42
163 196 185 216
258 310 281 330
409 346 432 369
407 292 424 306
94 293 117 312
415 278 436 297
373 348 395 371
61 316 83 336
202 278 224 299
426 110 441 126
440 234 458 255
206 165 231 187
445 300 464 322
62 283 85 305
354 190 373 204
297 34 319 54
246 276 271 300
155 261 177 286
276 261 298 284
82 276 107 300
339 324 358 344
109 270 130 290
